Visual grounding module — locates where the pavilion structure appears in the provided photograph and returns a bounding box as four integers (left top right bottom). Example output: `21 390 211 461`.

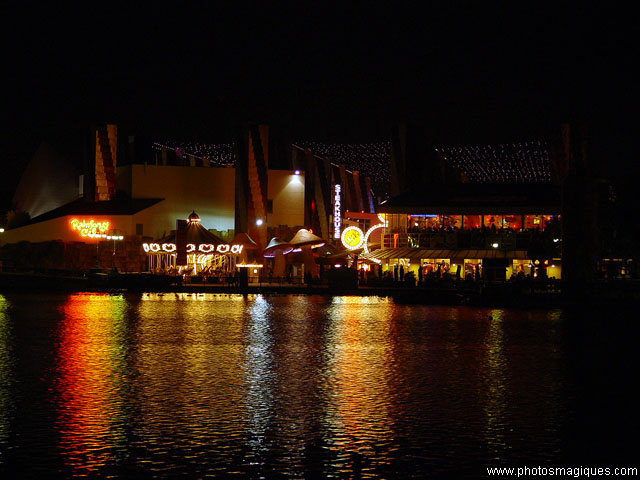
142 211 246 277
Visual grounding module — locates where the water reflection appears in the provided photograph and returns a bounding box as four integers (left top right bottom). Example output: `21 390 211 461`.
0 295 13 451
53 293 129 475
483 309 509 460
134 293 248 474
324 297 398 477
243 295 275 469
0 294 576 477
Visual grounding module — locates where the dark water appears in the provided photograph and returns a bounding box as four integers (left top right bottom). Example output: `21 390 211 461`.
0 293 637 478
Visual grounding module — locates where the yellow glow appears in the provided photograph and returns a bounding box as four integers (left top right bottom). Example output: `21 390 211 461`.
144 242 244 255
363 223 384 254
56 294 127 474
70 219 110 238
196 254 213 264
341 226 364 250
325 297 396 454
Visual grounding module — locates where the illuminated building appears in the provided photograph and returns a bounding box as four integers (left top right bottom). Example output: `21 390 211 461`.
364 125 564 282
1 125 373 274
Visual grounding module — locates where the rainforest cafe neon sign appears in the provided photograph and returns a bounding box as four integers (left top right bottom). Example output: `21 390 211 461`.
70 218 110 237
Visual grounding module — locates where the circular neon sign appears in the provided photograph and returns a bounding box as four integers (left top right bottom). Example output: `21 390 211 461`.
363 223 384 254
341 226 364 250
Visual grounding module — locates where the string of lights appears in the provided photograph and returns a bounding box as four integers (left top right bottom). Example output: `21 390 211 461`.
151 138 552 197
152 142 236 167
438 141 552 183
293 141 391 199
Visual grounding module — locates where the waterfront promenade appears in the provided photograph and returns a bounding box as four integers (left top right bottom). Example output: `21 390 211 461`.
1 271 638 307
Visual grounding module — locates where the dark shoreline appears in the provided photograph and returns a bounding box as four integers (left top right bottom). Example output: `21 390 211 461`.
2 271 638 308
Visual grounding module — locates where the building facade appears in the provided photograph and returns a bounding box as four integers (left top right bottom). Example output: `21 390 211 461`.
1 124 374 274
365 125 564 283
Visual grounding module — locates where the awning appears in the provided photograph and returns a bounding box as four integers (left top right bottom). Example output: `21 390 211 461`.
360 248 530 261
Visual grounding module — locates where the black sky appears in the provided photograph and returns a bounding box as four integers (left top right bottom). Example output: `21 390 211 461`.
3 2 637 209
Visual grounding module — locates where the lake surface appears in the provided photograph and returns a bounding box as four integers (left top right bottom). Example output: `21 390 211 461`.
0 293 636 478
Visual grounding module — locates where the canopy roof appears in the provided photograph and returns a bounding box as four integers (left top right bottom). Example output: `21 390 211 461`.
157 219 226 245
290 229 325 247
231 232 259 249
263 237 293 257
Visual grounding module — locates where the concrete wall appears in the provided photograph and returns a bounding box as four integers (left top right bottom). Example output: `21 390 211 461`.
117 164 236 238
2 166 302 247
267 170 305 228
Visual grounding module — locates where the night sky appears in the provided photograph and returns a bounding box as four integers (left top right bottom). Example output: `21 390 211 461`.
3 3 636 211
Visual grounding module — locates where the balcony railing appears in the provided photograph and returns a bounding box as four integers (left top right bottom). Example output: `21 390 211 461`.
382 230 558 252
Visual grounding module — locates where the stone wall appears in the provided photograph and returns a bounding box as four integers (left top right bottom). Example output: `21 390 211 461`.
0 237 148 273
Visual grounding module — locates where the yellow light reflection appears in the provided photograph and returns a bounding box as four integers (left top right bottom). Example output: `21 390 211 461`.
243 295 275 463
482 309 509 459
265 294 328 474
55 293 128 474
324 296 397 472
134 293 247 454
0 295 13 447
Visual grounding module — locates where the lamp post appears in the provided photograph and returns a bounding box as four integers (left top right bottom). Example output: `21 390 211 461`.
94 234 107 268
107 230 124 270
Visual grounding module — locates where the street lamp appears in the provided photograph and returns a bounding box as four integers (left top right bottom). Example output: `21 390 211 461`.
106 230 124 270
92 233 107 268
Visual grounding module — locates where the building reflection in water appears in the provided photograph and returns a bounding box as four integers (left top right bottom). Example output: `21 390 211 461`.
260 295 330 476
479 308 565 464
323 296 398 476
53 293 129 475
242 294 275 468
482 309 509 460
134 293 247 473
0 295 13 450
0 293 572 476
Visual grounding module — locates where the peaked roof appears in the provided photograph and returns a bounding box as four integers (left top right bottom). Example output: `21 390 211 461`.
158 220 226 245
263 237 293 257
290 229 325 247
231 232 259 249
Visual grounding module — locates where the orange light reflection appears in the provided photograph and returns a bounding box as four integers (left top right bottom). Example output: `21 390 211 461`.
54 293 128 474
324 296 397 471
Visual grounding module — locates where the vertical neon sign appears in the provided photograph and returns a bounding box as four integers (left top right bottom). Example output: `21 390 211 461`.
333 184 342 239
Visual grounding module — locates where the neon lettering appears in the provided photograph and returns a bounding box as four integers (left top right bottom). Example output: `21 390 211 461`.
70 218 110 237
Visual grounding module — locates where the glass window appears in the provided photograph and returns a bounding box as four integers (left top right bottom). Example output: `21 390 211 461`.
408 215 440 231
463 215 481 229
483 215 503 229
524 215 554 230
464 259 483 279
503 215 522 230
443 215 461 229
